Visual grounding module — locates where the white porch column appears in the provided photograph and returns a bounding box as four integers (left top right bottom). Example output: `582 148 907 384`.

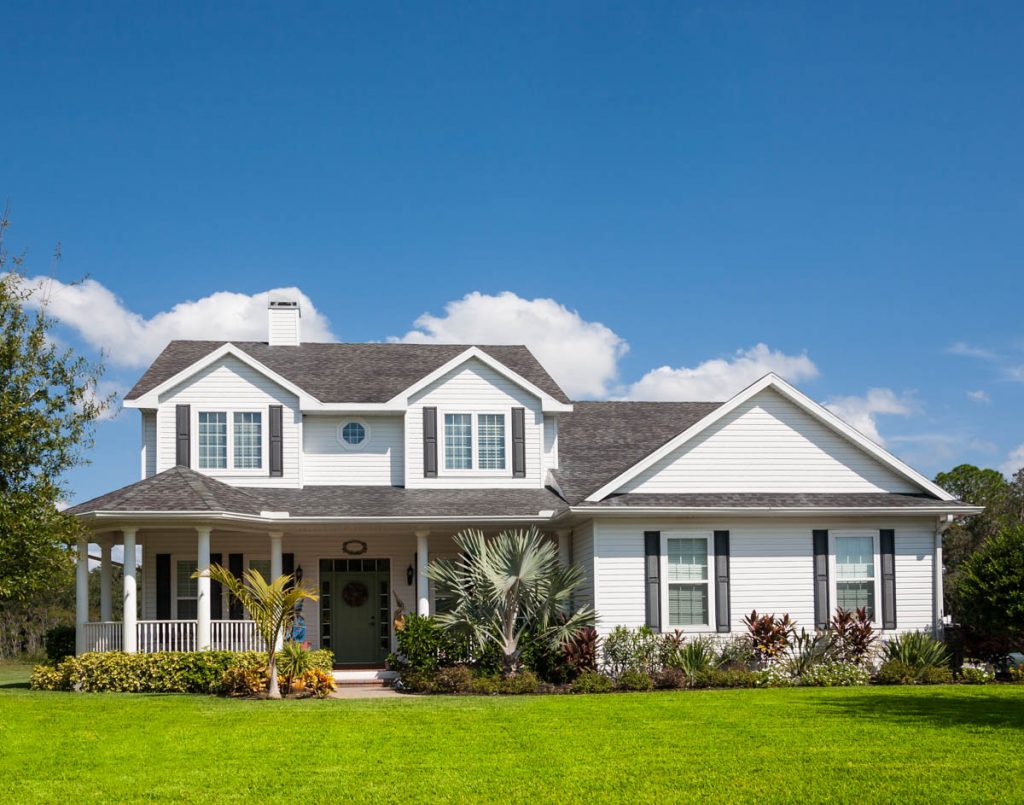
270 531 284 649
934 516 950 639
99 538 113 622
196 526 212 651
557 530 572 568
122 527 138 653
415 529 430 616
75 537 90 655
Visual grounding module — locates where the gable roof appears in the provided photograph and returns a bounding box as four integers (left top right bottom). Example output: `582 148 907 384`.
583 374 955 503
124 342 571 405
552 401 723 504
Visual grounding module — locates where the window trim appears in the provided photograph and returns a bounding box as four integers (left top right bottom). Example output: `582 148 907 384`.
660 530 716 632
337 419 371 451
437 408 513 477
193 408 268 475
829 530 881 624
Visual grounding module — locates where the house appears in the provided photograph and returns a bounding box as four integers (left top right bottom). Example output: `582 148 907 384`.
67 300 980 667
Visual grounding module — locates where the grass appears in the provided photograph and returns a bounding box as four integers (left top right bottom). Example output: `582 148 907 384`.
1 662 1022 803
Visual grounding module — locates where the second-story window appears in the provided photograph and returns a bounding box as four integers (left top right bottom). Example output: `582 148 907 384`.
444 413 473 470
198 410 263 471
198 412 228 469
477 413 506 470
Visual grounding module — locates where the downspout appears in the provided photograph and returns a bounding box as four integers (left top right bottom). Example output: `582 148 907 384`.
934 514 953 639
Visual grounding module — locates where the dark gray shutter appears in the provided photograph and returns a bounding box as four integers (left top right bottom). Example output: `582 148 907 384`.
511 407 526 477
228 553 244 619
423 407 438 477
813 530 829 630
714 530 731 633
156 554 171 620
175 405 190 467
210 552 223 620
644 531 661 631
880 529 897 629
268 405 283 477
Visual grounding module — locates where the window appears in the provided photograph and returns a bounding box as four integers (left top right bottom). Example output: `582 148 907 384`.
835 535 876 619
477 414 506 470
249 559 271 582
666 537 710 626
176 560 198 619
339 420 368 447
444 414 473 470
198 412 227 469
233 412 262 469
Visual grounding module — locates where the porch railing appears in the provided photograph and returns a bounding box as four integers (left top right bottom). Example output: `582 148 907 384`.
136 619 196 653
210 620 261 652
82 621 122 653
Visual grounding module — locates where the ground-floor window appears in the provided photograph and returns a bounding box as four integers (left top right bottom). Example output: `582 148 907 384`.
662 531 714 630
176 559 198 619
834 534 877 620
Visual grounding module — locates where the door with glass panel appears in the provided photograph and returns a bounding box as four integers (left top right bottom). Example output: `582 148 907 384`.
319 559 391 666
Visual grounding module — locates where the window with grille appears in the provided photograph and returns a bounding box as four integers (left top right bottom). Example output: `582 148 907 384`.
667 537 709 626
198 412 227 469
176 560 198 619
233 412 262 469
836 535 876 619
477 414 506 470
444 413 473 470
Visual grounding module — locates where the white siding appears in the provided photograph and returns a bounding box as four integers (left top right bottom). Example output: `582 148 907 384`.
571 520 595 611
542 415 559 475
268 308 300 346
619 388 919 494
302 415 404 486
405 358 545 488
590 516 936 635
154 354 301 487
141 411 156 479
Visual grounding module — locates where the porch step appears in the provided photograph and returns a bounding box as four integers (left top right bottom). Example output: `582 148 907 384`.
332 669 397 687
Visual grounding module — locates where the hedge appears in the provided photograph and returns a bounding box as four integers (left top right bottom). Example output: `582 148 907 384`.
30 650 334 694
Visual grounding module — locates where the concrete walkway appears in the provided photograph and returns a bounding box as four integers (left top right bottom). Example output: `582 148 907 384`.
330 685 408 699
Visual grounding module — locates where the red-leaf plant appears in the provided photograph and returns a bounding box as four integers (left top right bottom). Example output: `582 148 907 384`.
743 610 795 666
830 607 877 666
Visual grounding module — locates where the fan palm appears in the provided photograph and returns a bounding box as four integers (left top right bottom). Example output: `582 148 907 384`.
426 527 594 676
198 565 318 699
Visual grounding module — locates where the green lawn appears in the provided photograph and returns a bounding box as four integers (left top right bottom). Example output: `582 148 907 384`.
1 662 1022 803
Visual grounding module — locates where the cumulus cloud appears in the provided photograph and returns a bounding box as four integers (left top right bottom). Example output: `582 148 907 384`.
966 389 991 404
623 344 819 401
393 291 628 398
823 388 917 446
22 278 336 368
1000 445 1024 479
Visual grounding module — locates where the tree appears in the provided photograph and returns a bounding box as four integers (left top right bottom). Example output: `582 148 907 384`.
201 566 318 699
426 527 594 676
957 525 1024 647
0 213 112 605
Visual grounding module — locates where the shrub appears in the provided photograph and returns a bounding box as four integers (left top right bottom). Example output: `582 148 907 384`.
30 663 69 691
278 642 314 694
716 635 756 670
957 525 1024 646
690 669 760 689
603 625 663 677
654 667 687 690
670 636 717 685
743 610 795 665
561 627 599 678
396 669 436 693
44 625 76 664
1009 663 1024 683
570 670 615 694
798 662 870 687
883 632 950 670
830 608 877 666
499 669 539 694
617 670 654 692
300 668 335 698
918 665 953 685
390 614 474 675
470 674 501 695
220 665 269 697
876 659 952 685
957 660 995 684
434 665 474 694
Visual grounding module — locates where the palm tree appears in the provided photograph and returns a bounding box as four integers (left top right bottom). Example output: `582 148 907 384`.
426 527 594 676
198 565 318 699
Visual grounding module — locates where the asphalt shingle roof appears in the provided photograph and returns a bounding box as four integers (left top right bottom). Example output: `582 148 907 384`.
125 342 570 404
576 492 973 509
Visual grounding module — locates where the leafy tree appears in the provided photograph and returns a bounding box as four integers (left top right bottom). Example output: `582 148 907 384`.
426 527 594 676
957 525 1024 646
0 213 112 606
201 566 318 698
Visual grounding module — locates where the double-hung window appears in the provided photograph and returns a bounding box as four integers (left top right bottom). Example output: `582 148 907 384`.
443 412 508 472
444 414 473 470
197 410 263 471
477 414 506 470
176 559 198 619
665 535 711 628
835 535 876 619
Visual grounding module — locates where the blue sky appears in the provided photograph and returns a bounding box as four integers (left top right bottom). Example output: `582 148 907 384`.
3 2 1023 504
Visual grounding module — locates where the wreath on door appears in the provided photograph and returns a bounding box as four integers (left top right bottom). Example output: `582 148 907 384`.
341 581 369 607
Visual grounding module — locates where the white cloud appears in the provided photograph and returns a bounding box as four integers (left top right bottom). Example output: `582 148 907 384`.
966 389 991 404
393 291 628 398
823 388 916 446
1000 444 1024 479
22 278 336 368
947 341 995 360
623 343 819 401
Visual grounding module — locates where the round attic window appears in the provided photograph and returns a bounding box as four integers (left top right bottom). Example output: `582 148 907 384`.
339 420 368 448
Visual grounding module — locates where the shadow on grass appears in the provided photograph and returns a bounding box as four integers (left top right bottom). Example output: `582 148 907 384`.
816 688 1024 732
0 681 30 690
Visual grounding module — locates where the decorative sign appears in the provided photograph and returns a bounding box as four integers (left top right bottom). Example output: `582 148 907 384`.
342 540 367 555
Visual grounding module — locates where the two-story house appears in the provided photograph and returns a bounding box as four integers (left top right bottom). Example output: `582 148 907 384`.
68 300 979 670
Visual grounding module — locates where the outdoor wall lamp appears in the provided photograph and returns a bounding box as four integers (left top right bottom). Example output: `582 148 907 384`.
407 563 415 586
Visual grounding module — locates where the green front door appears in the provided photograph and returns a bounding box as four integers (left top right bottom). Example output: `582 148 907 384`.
319 558 390 666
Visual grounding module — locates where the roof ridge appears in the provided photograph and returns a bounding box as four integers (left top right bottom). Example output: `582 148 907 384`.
171 466 269 510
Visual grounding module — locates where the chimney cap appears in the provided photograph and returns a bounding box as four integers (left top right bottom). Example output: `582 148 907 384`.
268 299 300 314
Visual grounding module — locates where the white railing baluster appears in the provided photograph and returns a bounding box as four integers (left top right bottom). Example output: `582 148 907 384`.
85 620 260 654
